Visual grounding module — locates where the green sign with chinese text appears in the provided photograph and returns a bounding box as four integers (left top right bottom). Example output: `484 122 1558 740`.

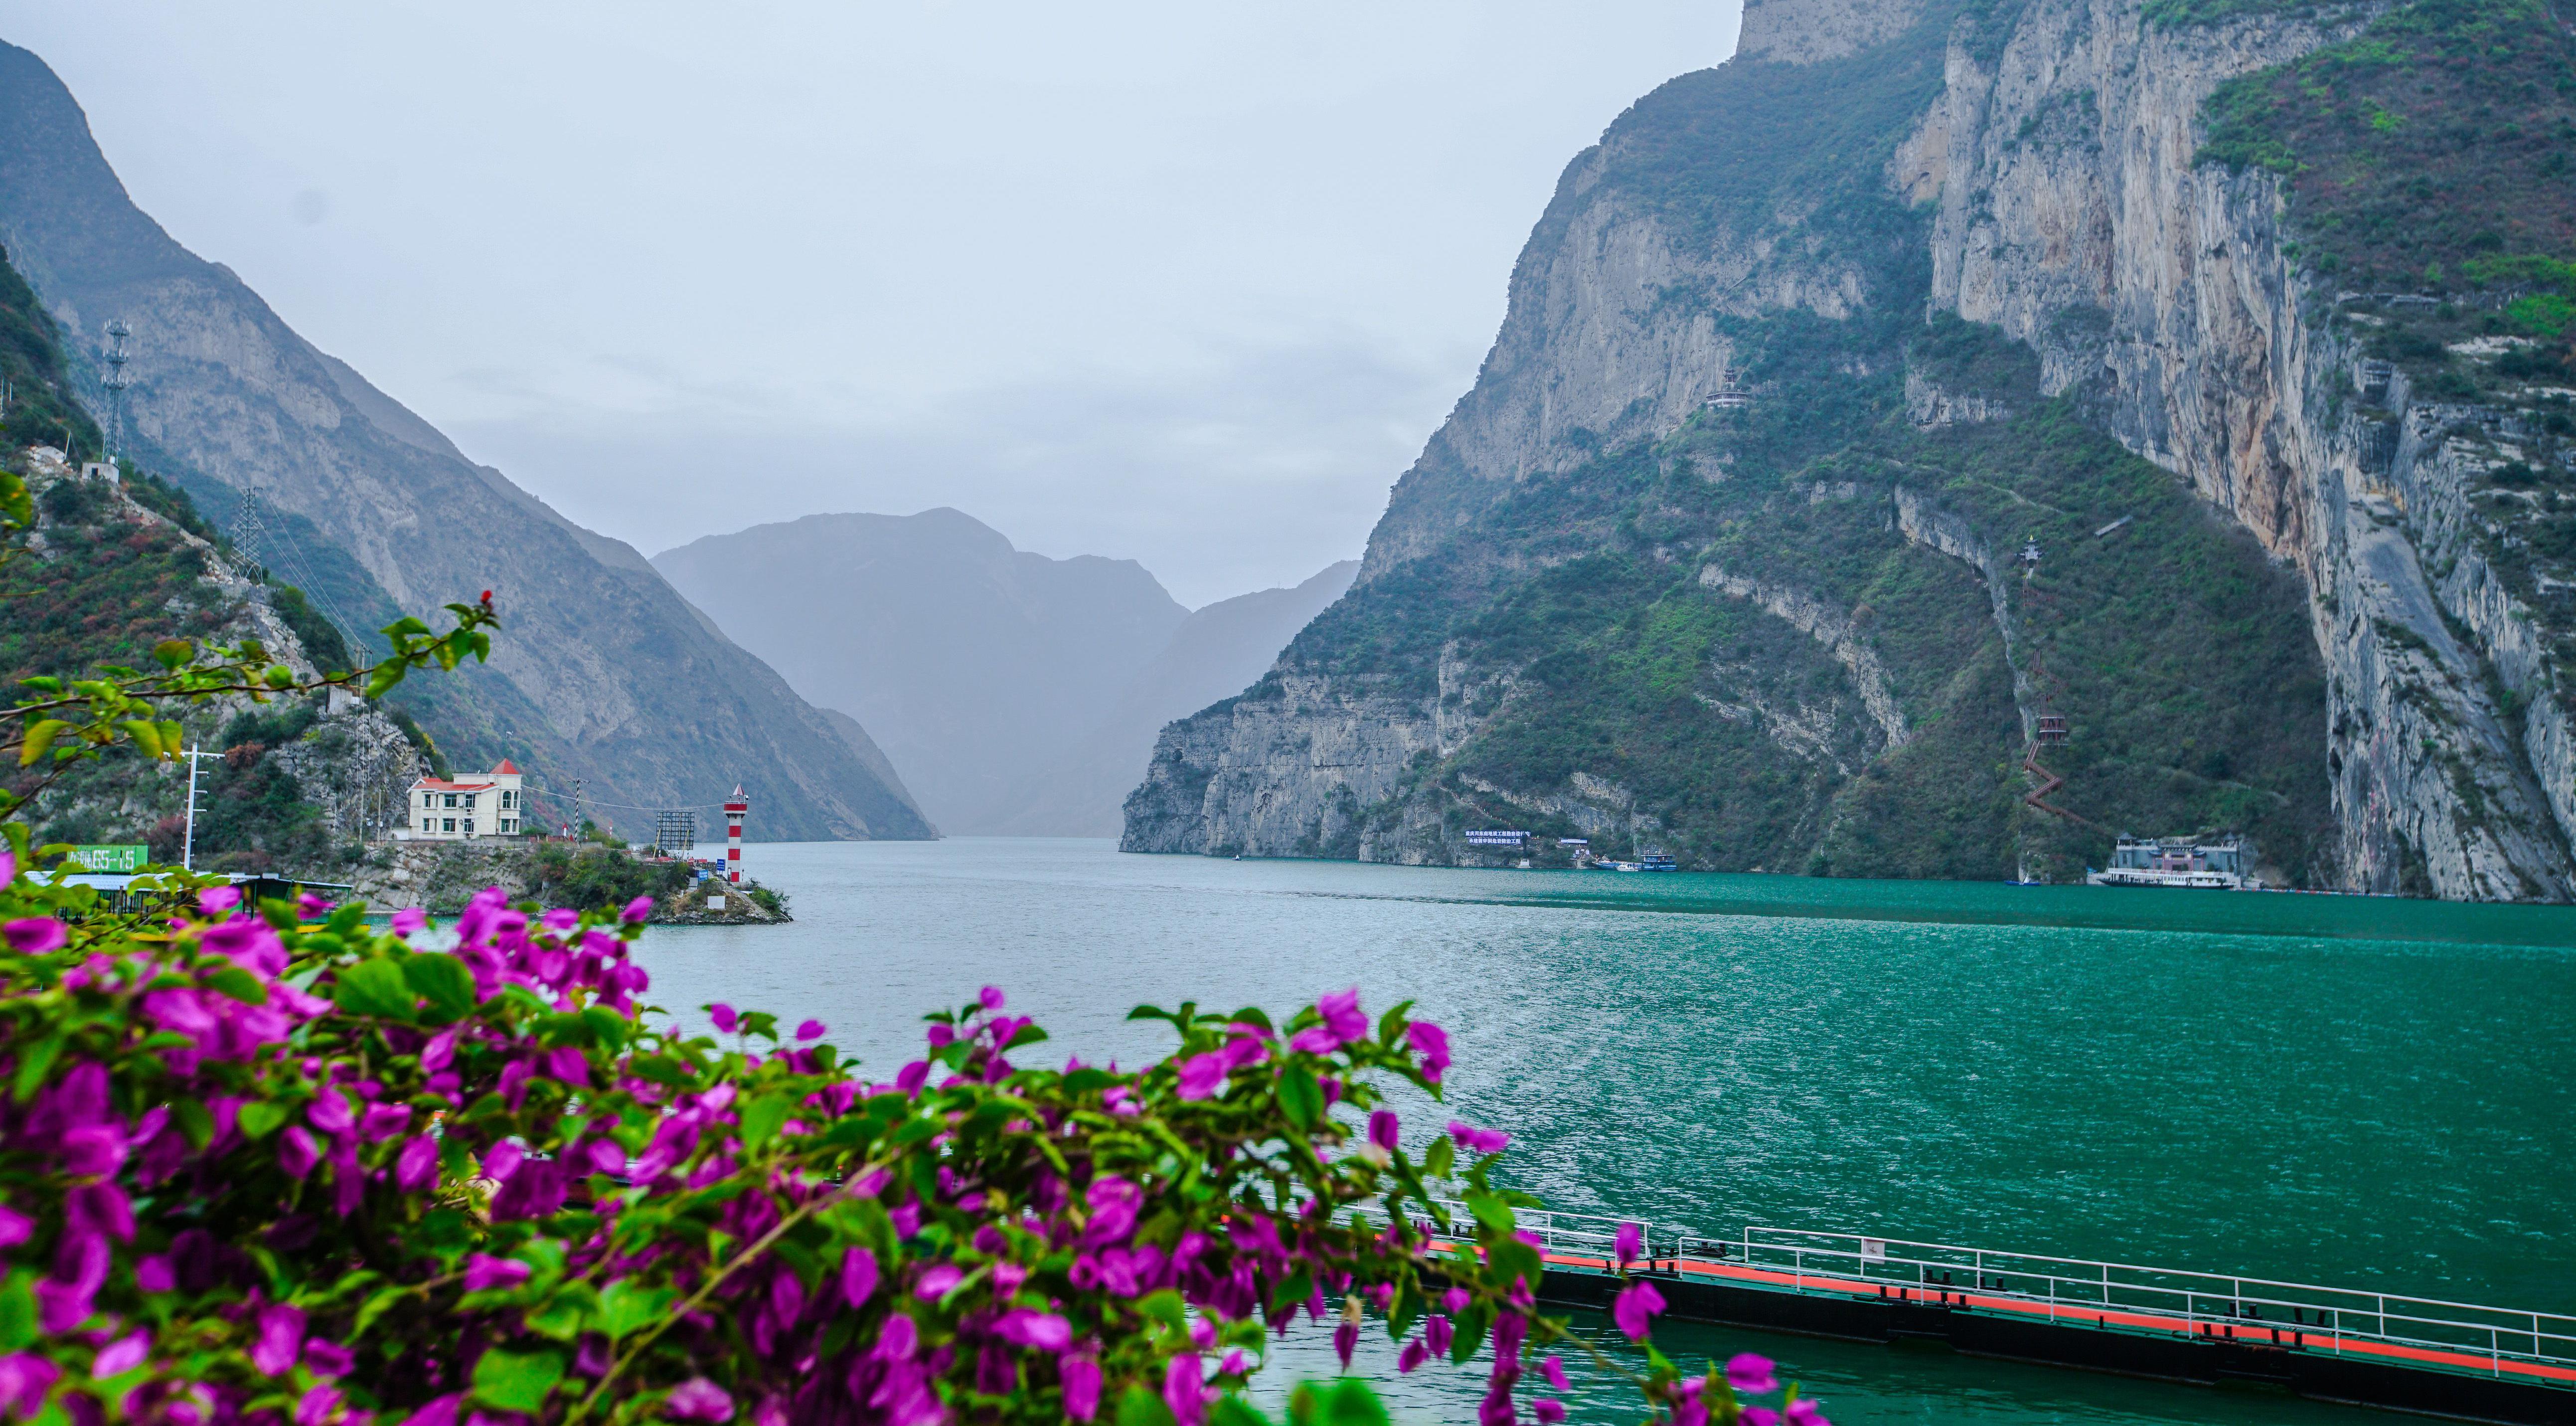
65 845 147 873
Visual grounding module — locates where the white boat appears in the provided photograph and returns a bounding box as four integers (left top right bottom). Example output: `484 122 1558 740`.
2085 835 2261 890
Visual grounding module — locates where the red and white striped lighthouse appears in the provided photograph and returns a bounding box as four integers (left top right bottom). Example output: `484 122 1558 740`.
723 785 748 882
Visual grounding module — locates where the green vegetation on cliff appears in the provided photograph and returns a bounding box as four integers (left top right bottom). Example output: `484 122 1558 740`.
0 241 98 459
2201 0 2576 293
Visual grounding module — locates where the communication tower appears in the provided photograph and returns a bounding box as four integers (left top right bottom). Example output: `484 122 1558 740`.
100 320 132 462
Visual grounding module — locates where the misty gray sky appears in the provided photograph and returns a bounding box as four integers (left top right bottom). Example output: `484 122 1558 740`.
1 1 1742 606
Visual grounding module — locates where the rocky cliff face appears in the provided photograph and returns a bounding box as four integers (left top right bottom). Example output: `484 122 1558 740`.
1905 0 2575 896
0 42 931 844
1128 0 2574 898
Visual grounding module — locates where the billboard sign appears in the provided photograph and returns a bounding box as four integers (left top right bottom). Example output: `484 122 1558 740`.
1463 830 1529 846
66 845 147 873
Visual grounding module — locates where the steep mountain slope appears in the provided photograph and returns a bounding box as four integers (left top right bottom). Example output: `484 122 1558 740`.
6 443 424 875
652 509 1189 832
1127 0 2576 898
0 41 930 843
983 560 1359 836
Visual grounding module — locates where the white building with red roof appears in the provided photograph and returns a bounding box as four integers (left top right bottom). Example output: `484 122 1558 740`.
402 759 528 839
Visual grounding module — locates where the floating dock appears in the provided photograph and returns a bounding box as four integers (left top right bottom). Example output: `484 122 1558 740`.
1437 1207 2575 1423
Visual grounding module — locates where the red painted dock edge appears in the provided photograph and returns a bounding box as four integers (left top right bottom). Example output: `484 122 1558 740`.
1522 1248 2576 1387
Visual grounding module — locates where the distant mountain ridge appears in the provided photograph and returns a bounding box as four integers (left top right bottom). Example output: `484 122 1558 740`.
655 509 1190 832
0 40 931 842
985 560 1358 836
652 510 1355 836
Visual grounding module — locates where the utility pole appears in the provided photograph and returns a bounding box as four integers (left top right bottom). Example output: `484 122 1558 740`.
179 743 220 871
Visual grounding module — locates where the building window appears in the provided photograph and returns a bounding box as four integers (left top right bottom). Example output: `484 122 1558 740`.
500 818 515 833
500 790 513 809
443 794 458 808
442 818 456 833
419 818 431 832
464 819 476 835
464 794 477 808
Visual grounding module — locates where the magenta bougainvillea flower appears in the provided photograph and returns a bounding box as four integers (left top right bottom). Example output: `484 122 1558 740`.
1407 1020 1452 1082
1175 1052 1228 1100
1613 1279 1668 1341
1727 1352 1779 1394
1316 986 1369 1044
1 918 64 953
1449 1121 1509 1155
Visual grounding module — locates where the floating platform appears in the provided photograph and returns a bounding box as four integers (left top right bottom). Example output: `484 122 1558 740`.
1423 1208 2575 1424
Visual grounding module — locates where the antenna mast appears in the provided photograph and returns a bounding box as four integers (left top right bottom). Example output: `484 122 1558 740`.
101 320 131 462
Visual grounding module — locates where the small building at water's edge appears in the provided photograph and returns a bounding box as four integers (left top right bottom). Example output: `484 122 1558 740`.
401 759 527 839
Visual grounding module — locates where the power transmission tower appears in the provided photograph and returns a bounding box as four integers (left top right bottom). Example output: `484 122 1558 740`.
233 485 268 576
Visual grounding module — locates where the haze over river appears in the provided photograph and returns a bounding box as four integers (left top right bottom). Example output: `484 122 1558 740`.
635 839 2576 1426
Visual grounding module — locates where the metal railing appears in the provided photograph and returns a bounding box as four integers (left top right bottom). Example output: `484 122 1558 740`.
1370 1201 2576 1390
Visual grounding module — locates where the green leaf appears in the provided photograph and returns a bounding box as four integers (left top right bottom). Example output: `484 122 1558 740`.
333 957 416 1021
17 719 67 767
205 966 269 1005
1449 1304 1490 1365
121 720 165 759
1278 1067 1323 1132
580 1005 629 1052
403 953 477 1018
523 1283 599 1342
1138 1288 1188 1334
1064 1068 1115 1095
1117 1384 1179 1426
153 639 195 670
1005 1022 1049 1049
0 1272 34 1350
471 1348 564 1413
169 1098 215 1150
1318 1381 1389 1426
1269 1265 1314 1318
351 1284 410 1337
10 1037 64 1102
1377 999 1415 1046
1212 1395 1273 1426
1489 1241 1544 1293
1387 1279 1423 1340
236 1100 289 1141
1423 1138 1455 1180
1464 1191 1515 1235
600 1279 679 1341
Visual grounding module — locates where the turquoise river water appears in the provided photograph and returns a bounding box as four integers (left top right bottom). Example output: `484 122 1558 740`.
629 838 2576 1426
